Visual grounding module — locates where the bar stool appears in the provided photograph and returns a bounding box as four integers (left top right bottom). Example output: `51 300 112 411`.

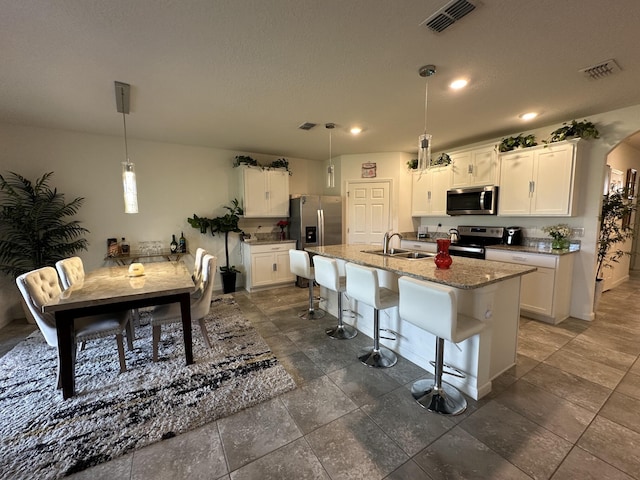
345 262 398 368
398 276 485 416
289 249 325 320
313 255 357 339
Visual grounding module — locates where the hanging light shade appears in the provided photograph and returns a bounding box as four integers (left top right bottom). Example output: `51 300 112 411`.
417 65 436 171
326 123 335 188
115 81 138 214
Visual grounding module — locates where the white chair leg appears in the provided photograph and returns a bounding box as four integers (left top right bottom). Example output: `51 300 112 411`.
198 318 212 348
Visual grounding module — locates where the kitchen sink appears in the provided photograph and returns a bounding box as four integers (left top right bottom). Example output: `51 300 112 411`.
362 248 410 256
393 251 435 259
362 248 435 259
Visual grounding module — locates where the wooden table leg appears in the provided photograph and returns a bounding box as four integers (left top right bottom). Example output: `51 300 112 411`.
56 312 76 399
179 292 193 365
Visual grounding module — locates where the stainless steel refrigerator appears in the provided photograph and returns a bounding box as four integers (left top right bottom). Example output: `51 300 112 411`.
290 194 343 250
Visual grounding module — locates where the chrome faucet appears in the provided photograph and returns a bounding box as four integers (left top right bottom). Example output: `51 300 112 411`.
383 232 403 254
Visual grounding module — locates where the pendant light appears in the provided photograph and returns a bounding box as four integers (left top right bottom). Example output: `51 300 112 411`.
417 65 436 171
326 123 335 188
115 81 138 214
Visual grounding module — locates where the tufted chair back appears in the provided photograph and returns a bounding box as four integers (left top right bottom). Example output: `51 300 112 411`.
55 257 85 290
16 267 61 346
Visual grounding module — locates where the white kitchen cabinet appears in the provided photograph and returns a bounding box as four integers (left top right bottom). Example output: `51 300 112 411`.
239 166 290 217
498 140 579 216
411 166 450 216
242 241 296 292
450 144 499 188
485 249 575 324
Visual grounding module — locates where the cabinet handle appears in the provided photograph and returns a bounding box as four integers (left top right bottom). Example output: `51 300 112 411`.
531 181 535 194
512 256 528 262
273 263 277 271
265 191 270 200
428 191 432 201
468 164 473 174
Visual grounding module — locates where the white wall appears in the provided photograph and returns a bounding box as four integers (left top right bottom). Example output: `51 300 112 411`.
0 123 323 326
334 151 414 241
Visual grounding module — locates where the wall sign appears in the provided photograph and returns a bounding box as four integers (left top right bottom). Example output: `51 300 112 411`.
361 162 376 178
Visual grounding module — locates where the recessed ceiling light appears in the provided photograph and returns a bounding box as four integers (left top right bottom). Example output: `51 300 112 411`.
450 79 468 90
350 127 362 135
519 112 538 121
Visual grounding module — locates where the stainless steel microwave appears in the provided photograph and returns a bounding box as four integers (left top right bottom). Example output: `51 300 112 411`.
446 185 498 215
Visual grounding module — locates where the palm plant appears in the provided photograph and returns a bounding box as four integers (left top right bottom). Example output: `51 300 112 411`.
596 191 635 279
0 171 89 278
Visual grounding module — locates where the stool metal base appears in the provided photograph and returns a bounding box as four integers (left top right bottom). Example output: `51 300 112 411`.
411 379 467 416
298 309 326 320
326 324 358 339
359 346 397 368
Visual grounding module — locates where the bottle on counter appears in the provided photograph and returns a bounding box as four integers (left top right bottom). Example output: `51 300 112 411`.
179 231 186 253
170 234 178 253
121 237 130 255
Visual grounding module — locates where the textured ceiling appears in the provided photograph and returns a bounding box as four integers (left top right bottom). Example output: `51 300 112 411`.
2 0 640 160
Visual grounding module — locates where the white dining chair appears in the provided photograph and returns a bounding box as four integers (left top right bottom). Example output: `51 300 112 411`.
16 267 131 388
56 256 134 350
192 248 207 283
55 256 85 289
151 254 217 361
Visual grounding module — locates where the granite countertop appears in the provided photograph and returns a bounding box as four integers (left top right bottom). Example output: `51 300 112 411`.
401 234 580 256
306 244 535 290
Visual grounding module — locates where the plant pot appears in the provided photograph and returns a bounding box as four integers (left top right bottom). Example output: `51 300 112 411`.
594 278 604 311
221 271 237 294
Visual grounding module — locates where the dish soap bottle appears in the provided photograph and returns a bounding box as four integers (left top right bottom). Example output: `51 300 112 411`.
120 237 130 255
179 231 186 253
170 234 178 253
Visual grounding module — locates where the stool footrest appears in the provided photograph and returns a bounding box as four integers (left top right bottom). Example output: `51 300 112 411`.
380 328 398 342
428 360 466 379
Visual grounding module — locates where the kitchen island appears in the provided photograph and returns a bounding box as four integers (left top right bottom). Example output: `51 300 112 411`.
305 244 535 400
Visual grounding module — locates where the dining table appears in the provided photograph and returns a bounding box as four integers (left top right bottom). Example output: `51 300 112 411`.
43 261 195 399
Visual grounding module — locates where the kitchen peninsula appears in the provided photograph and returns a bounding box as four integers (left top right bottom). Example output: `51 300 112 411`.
306 244 535 399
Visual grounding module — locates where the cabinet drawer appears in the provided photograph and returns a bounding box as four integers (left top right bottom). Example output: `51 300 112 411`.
247 242 295 254
486 250 557 269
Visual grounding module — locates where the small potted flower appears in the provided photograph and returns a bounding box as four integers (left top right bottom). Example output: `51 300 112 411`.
277 219 289 240
542 224 571 250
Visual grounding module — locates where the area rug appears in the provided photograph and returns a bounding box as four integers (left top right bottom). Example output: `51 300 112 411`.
0 295 296 479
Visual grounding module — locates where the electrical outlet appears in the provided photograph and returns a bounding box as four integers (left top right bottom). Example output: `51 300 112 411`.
571 227 585 237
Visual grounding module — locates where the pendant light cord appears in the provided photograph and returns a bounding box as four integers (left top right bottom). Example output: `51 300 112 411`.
423 78 429 136
121 88 130 164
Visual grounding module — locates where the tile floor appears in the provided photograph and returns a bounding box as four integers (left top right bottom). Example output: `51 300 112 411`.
2 275 640 479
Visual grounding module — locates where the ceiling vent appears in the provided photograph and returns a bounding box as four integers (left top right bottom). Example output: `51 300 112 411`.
579 59 621 80
298 122 317 131
421 0 478 33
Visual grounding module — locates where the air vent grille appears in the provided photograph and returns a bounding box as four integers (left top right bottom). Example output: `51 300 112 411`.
579 59 621 80
298 122 317 130
422 0 477 33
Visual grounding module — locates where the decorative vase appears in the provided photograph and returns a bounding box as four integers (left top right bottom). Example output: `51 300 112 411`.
280 228 286 241
551 237 568 249
435 238 452 269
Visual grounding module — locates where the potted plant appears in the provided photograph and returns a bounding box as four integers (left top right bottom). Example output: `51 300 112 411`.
233 155 258 167
542 224 572 250
407 158 418 170
187 213 211 234
548 119 599 143
433 152 451 166
498 134 537 152
0 171 89 278
210 198 244 293
268 158 290 171
595 191 635 306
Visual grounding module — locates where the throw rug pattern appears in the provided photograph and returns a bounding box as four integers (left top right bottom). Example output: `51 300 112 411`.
0 295 296 479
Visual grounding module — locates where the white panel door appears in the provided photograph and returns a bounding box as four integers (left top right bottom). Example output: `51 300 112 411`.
346 180 391 245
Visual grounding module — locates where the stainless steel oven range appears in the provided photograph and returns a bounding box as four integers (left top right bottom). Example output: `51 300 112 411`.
448 226 505 259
